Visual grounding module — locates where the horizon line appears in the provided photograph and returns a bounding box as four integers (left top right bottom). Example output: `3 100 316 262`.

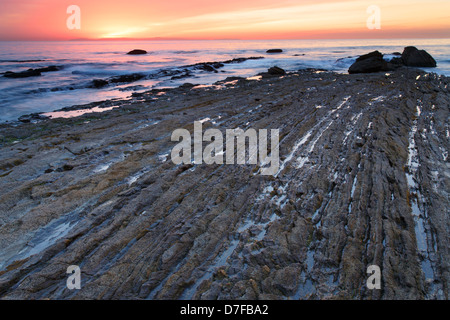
1 36 450 42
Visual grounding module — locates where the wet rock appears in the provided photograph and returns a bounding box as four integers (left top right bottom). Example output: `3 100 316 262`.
171 72 192 80
196 63 219 73
0 68 448 301
4 69 41 78
402 46 437 67
268 66 286 76
127 49 147 55
118 85 146 92
18 113 49 123
348 51 389 74
266 49 283 53
62 164 74 171
35 66 61 73
179 83 197 89
110 74 145 84
273 267 300 295
222 57 264 64
389 57 404 65
91 79 109 88
4 66 61 78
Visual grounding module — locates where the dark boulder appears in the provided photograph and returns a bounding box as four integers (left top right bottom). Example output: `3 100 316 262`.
348 51 389 74
127 49 147 55
268 66 286 75
356 51 383 61
91 79 109 88
267 49 283 53
401 46 436 67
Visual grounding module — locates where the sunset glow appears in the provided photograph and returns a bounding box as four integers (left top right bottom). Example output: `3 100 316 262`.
0 0 449 40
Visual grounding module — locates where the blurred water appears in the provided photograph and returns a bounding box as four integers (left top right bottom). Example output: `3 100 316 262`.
0 39 449 122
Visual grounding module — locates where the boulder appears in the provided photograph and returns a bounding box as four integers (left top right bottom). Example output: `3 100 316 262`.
127 49 147 55
268 66 286 75
401 46 436 67
348 51 389 74
91 79 109 88
266 49 283 53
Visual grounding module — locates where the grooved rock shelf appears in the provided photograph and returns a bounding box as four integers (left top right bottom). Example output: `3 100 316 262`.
0 69 448 300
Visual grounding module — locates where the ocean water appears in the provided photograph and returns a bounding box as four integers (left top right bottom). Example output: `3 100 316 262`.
0 38 449 122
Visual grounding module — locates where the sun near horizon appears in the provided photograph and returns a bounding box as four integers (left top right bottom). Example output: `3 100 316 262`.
0 0 449 41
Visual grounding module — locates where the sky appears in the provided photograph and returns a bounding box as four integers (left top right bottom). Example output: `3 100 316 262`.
0 0 449 40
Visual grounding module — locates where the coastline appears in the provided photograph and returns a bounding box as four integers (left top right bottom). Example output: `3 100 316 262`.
0 67 449 299
2 38 450 123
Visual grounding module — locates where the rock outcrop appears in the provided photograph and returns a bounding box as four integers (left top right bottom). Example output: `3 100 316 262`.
348 47 437 74
86 57 265 89
17 113 50 123
127 49 148 55
267 49 283 53
4 66 61 78
4 69 41 78
402 46 437 67
268 66 286 75
0 68 448 300
348 51 389 74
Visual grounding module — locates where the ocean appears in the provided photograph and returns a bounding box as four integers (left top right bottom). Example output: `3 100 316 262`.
0 38 449 122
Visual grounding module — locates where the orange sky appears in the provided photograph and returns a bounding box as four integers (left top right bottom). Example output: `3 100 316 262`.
0 0 449 40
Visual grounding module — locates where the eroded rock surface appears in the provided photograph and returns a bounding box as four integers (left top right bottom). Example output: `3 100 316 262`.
0 69 448 300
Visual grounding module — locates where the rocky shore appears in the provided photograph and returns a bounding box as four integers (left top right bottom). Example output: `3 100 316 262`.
0 67 448 300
